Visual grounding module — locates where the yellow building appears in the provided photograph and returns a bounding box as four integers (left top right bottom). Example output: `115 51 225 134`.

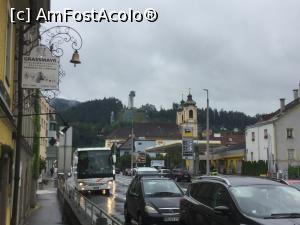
1 1 50 225
0 0 17 224
176 93 198 138
210 143 246 174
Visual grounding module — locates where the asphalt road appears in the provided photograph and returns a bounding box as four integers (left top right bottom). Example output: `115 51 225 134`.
85 174 190 223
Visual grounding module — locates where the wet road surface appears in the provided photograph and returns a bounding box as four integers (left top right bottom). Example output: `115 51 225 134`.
85 174 190 223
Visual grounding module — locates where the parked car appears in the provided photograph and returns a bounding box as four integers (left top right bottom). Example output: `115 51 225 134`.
124 168 132 176
115 168 120 174
158 169 173 179
180 175 300 225
124 175 183 225
134 167 158 176
172 169 191 182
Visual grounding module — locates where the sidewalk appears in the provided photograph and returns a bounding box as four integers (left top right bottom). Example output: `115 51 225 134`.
25 179 68 225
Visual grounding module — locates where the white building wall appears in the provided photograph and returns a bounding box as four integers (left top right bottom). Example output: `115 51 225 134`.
246 123 275 162
275 104 300 171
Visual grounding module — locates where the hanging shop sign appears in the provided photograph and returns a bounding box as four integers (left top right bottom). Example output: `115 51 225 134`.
22 45 59 90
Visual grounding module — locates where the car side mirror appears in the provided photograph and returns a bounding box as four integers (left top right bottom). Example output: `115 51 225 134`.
214 206 230 215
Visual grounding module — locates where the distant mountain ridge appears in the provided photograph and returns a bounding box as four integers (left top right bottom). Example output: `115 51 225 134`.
51 97 257 148
50 98 80 111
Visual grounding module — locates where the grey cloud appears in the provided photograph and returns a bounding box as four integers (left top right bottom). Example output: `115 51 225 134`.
49 0 300 116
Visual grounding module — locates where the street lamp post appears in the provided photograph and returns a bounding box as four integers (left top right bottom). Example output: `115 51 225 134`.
60 124 70 178
11 25 82 225
204 89 210 175
131 118 134 169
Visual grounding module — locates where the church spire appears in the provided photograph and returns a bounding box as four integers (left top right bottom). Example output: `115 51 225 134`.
185 89 196 106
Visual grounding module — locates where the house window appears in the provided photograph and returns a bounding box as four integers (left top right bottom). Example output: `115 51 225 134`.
251 132 255 142
189 110 193 119
287 128 294 139
50 123 56 131
264 129 268 139
251 152 254 162
288 149 295 165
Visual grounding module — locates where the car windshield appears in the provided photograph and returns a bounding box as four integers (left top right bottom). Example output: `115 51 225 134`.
143 180 182 197
77 150 113 178
230 185 300 218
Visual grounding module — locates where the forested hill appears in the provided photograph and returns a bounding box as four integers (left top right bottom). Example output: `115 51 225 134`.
50 98 80 111
53 98 258 147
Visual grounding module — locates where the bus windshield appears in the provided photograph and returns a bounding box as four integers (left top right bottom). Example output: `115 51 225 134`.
77 150 113 179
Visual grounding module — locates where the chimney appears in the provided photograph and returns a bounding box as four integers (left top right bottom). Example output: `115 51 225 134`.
280 98 285 112
293 89 299 100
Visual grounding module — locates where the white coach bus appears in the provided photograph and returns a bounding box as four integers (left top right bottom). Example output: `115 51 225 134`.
72 147 116 195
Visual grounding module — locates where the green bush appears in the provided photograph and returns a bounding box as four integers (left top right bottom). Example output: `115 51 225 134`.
288 166 300 179
241 160 268 176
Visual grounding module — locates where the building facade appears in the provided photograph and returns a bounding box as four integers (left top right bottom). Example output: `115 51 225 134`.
1 1 50 225
176 93 198 138
46 106 58 173
246 86 300 172
39 96 50 160
246 123 275 162
0 0 17 224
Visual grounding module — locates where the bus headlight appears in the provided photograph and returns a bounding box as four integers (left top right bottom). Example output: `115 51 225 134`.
79 182 84 186
108 180 113 185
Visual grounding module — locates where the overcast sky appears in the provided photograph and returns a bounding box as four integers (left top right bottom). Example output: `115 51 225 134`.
48 0 300 116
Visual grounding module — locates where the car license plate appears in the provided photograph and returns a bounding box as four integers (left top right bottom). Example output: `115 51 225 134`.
164 217 179 222
184 175 188 177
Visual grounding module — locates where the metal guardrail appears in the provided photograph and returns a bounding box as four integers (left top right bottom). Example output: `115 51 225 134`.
57 176 123 225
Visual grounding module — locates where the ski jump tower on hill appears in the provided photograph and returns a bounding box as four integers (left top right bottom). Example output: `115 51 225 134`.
128 91 135 109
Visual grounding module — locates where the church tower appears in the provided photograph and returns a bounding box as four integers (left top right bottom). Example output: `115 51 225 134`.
176 91 198 138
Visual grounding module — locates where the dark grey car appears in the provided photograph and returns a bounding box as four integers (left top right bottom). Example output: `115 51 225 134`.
180 176 300 225
124 175 184 225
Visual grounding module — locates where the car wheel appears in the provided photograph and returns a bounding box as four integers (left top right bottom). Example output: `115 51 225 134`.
124 205 131 224
137 214 144 225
